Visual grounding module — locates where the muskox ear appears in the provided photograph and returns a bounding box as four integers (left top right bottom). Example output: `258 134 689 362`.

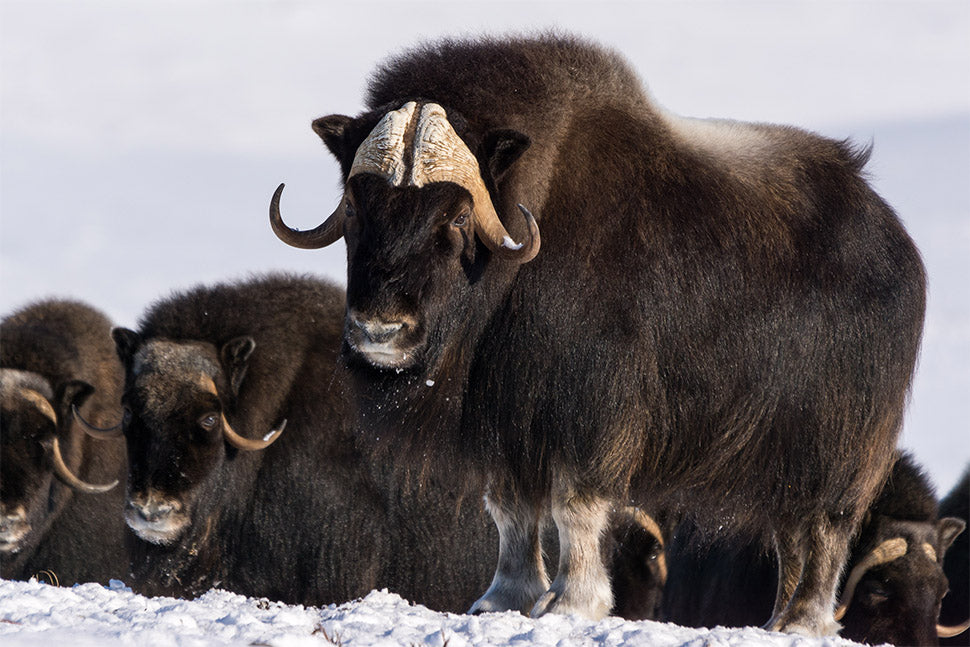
480 129 531 184
938 517 967 555
56 380 94 420
112 328 142 369
220 336 256 397
312 114 355 162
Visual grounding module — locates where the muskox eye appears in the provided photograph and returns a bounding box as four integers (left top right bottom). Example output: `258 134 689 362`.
198 413 219 430
452 210 469 228
344 201 357 219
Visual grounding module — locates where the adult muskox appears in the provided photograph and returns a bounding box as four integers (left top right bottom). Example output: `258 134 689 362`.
270 34 926 635
663 453 967 645
0 299 127 584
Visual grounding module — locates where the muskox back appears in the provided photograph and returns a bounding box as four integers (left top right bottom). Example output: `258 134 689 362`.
0 299 126 584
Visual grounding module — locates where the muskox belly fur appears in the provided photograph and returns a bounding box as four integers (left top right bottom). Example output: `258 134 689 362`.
1 299 127 584
274 33 926 634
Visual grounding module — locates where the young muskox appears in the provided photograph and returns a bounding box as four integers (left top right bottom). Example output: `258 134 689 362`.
940 466 970 646
662 453 967 646
111 273 502 608
0 299 126 584
270 34 926 634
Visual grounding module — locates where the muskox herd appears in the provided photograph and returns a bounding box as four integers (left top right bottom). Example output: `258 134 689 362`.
1 34 967 645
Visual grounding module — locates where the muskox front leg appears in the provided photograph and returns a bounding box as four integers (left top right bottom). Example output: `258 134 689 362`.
764 517 852 637
468 493 549 615
530 488 613 620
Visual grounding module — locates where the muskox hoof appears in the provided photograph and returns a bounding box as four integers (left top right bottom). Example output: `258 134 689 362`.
763 614 840 637
530 586 611 620
468 578 547 615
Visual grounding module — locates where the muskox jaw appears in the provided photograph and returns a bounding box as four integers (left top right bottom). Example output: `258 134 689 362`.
125 491 189 545
0 504 29 554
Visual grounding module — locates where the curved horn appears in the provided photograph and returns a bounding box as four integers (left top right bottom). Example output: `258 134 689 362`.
408 103 540 264
21 389 57 425
221 414 286 451
269 183 346 249
472 202 540 263
834 537 908 621
71 403 123 440
938 620 970 638
44 437 118 494
621 506 667 585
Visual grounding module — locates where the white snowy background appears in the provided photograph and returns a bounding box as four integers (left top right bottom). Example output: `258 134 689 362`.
0 1 967 645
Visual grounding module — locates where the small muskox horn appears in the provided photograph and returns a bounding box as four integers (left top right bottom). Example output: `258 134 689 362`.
834 537 908 621
72 403 123 440
269 183 347 250
620 506 667 585
937 620 970 638
221 414 286 451
44 436 118 494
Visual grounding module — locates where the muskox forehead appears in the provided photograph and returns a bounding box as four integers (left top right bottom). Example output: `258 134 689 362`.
350 101 482 190
131 340 220 415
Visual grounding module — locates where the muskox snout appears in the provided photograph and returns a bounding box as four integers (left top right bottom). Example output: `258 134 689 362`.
353 317 405 344
345 310 421 369
0 504 29 553
125 492 188 545
128 498 176 523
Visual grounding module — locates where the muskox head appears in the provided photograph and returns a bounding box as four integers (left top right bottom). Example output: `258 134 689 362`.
271 101 538 372
835 516 967 646
0 369 117 554
112 329 284 546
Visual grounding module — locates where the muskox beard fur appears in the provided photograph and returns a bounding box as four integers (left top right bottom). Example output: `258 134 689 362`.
337 317 492 496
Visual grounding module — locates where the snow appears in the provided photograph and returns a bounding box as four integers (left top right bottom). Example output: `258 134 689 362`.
0 1 967 645
0 579 861 647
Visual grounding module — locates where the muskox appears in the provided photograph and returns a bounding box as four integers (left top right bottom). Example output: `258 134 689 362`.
662 453 967 645
940 467 970 646
270 34 926 634
0 299 127 584
111 273 504 608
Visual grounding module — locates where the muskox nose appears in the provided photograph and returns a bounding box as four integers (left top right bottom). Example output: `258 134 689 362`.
0 506 26 533
129 498 175 523
352 317 405 344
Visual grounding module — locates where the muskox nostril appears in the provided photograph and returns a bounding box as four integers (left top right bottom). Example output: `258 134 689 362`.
131 499 174 523
355 318 405 344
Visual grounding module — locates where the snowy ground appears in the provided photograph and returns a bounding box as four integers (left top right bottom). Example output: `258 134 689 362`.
0 579 863 647
0 2 967 645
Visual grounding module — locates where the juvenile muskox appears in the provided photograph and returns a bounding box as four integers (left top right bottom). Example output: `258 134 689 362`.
939 467 970 646
112 273 501 608
271 34 926 634
1 299 126 584
663 453 967 646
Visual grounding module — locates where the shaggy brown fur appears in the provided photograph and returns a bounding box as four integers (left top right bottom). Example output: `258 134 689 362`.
0 299 126 584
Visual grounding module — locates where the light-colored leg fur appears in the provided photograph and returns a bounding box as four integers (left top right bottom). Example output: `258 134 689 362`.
530 488 613 620
469 494 549 615
764 528 806 627
764 517 850 637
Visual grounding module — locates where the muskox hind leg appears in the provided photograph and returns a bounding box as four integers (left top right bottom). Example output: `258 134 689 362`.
468 492 549 615
530 487 614 620
764 516 852 637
